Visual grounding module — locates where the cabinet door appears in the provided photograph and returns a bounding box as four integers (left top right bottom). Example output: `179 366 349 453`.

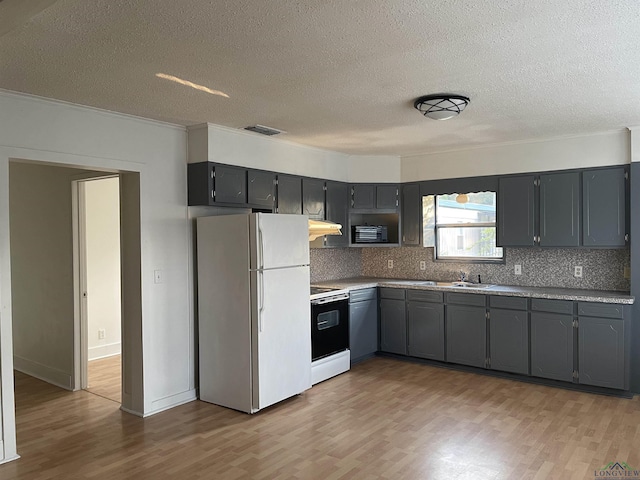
302 178 325 220
401 183 421 246
498 175 536 246
539 172 580 247
325 181 349 247
530 312 574 382
247 169 276 208
380 298 407 355
349 298 378 362
376 185 399 209
407 301 444 360
446 305 486 368
489 308 529 375
351 184 375 209
583 167 626 247
579 317 625 389
214 165 247 204
277 175 302 214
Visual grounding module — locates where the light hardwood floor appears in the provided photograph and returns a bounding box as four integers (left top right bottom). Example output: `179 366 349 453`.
3 357 640 479
86 354 121 403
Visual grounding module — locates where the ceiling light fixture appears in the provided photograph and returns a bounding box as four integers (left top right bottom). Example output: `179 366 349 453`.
155 73 229 98
414 94 470 120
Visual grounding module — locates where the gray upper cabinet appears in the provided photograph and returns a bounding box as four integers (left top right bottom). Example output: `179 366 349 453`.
497 175 536 246
277 174 302 214
213 165 247 204
582 167 626 247
401 183 421 246
247 169 275 208
489 308 529 374
325 181 349 247
539 172 581 247
351 184 398 210
376 185 399 209
446 304 486 368
530 311 574 382
302 178 325 220
407 301 444 361
380 297 407 355
351 184 375 209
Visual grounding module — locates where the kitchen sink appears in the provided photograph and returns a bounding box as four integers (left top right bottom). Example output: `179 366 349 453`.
449 281 494 288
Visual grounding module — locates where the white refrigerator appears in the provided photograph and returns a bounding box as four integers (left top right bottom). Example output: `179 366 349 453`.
196 213 311 413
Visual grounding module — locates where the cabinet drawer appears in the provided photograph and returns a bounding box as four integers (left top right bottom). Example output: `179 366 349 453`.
407 289 443 304
577 302 623 319
379 287 405 300
445 292 486 307
490 296 528 310
350 288 377 303
531 298 574 315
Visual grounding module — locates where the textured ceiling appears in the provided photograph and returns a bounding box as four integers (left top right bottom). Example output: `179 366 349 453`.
1 0 639 156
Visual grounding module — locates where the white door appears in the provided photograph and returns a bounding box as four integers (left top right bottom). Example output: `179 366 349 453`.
251 213 309 270
251 265 311 411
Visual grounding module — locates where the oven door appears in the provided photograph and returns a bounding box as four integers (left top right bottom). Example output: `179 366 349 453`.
311 299 349 361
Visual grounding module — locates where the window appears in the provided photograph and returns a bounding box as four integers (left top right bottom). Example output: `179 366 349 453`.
423 191 503 261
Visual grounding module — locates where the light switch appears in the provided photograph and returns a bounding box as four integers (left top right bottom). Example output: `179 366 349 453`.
154 269 164 284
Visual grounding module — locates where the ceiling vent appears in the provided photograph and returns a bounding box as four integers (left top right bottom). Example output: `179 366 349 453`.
243 125 284 136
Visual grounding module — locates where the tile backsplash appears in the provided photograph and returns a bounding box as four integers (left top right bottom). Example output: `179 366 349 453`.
310 247 362 282
311 246 630 292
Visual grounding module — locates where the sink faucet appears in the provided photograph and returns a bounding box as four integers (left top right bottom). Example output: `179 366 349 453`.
459 271 467 282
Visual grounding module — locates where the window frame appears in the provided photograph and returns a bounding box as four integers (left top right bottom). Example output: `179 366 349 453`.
424 191 505 264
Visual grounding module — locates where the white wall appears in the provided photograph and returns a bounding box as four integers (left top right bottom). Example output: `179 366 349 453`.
348 155 401 183
0 89 193 463
190 123 352 181
631 127 640 163
401 130 630 181
85 177 121 361
9 163 97 389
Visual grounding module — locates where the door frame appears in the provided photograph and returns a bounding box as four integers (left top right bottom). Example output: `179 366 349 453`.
72 174 121 391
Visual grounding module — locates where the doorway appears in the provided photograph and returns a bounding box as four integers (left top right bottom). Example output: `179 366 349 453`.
74 176 122 403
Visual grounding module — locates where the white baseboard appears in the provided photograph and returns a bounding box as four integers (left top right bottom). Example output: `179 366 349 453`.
144 389 197 417
88 342 121 361
13 355 73 390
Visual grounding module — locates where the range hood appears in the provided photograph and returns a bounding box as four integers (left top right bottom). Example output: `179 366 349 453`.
308 219 342 241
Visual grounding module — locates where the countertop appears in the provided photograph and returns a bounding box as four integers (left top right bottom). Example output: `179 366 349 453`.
311 277 634 304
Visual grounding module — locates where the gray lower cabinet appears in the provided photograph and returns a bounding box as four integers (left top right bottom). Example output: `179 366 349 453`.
446 304 486 368
247 169 275 208
380 297 407 355
407 301 444 360
489 308 529 374
401 183 421 246
277 174 302 214
325 181 349 247
582 167 626 247
302 178 325 220
349 289 378 363
530 311 574 382
539 172 581 247
578 316 625 389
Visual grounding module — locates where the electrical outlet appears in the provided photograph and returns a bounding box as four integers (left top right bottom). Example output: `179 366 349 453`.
387 259 394 269
574 266 583 278
98 329 106 340
514 264 522 275
419 260 426 270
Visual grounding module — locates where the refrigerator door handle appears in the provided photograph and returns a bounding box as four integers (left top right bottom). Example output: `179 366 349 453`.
258 216 264 270
258 270 265 332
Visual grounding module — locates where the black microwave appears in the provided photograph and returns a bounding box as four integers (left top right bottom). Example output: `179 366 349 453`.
352 225 388 243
